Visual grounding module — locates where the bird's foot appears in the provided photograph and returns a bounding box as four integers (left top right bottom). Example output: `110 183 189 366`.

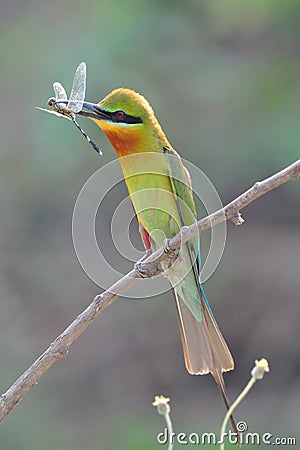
163 238 177 256
134 250 163 278
163 238 179 269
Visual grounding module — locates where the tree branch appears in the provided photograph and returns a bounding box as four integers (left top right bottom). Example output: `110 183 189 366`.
0 160 299 424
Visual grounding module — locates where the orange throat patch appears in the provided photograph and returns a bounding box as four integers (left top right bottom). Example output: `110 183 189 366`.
94 119 142 157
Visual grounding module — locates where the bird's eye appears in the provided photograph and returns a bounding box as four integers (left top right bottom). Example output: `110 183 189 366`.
115 110 125 119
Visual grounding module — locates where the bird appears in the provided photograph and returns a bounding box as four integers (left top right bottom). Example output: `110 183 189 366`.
78 88 237 432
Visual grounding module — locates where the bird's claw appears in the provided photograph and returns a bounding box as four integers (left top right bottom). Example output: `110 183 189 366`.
134 250 163 278
134 260 163 278
163 239 178 256
134 250 151 278
134 260 149 278
163 239 179 270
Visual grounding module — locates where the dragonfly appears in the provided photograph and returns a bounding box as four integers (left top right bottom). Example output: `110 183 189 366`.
38 62 101 154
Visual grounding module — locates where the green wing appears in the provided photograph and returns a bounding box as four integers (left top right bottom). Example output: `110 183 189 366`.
162 146 234 375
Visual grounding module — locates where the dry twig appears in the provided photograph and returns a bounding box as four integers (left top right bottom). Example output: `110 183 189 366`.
0 160 299 424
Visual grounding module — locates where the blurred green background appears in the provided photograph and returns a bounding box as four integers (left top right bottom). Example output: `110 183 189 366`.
0 1 299 449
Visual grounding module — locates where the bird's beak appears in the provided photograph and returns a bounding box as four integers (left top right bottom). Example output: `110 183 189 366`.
77 102 109 121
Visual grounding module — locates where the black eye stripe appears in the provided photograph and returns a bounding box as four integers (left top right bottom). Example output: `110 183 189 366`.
105 110 143 124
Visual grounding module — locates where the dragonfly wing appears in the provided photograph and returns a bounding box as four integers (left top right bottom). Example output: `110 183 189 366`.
68 61 86 113
53 82 68 110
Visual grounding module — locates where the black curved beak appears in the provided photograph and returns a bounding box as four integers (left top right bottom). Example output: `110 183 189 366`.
77 102 109 120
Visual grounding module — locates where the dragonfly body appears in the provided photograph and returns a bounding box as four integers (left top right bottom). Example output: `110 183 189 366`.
48 96 74 120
